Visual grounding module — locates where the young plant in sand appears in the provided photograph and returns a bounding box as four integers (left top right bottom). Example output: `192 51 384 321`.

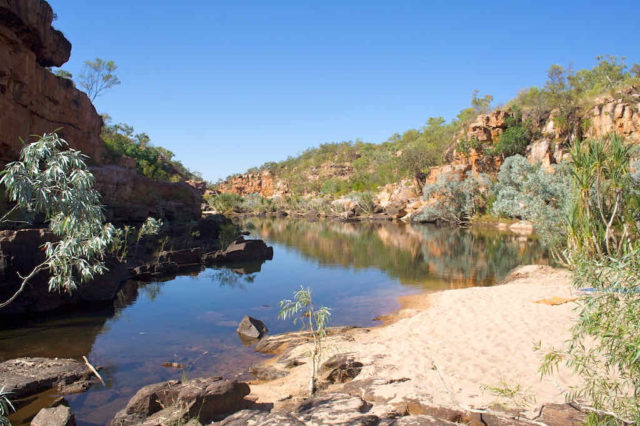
278 286 331 395
0 133 115 309
540 135 640 424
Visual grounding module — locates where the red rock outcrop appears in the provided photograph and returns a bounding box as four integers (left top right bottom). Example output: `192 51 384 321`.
586 90 640 142
218 170 287 197
92 166 201 223
0 0 105 165
0 0 202 222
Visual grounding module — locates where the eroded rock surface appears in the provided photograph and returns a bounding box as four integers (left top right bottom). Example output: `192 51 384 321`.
0 357 95 399
110 377 251 426
31 405 76 426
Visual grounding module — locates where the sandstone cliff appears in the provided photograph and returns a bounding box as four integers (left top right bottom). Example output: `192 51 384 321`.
0 0 201 222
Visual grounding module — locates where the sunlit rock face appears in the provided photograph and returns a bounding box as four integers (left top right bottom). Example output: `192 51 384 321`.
0 0 202 221
0 0 105 165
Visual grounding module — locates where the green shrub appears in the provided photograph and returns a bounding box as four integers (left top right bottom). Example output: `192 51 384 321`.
205 193 244 214
491 110 531 157
101 121 199 182
541 135 640 423
415 172 490 224
491 155 571 248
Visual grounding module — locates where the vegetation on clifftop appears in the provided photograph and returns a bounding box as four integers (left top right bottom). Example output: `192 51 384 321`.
219 56 639 200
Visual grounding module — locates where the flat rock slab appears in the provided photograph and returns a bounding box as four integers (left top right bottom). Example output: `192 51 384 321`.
0 357 94 399
31 405 76 426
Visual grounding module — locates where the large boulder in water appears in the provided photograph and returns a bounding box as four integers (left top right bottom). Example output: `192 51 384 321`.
111 377 251 425
237 315 268 339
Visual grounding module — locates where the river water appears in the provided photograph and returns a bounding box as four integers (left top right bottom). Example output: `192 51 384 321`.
1 218 549 425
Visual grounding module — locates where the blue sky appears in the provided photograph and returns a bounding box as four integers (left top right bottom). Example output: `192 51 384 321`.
48 0 639 181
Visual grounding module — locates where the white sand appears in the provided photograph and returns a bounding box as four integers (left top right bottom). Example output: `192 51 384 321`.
249 265 580 418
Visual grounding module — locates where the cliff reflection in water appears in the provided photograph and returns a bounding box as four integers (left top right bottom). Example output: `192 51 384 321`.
244 218 549 290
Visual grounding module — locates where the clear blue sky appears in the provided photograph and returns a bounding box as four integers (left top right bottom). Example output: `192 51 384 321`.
48 0 639 181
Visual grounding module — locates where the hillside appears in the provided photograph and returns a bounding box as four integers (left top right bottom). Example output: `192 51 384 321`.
214 56 640 205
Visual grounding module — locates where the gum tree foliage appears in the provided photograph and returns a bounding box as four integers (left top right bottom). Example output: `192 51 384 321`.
101 119 197 182
0 387 14 426
0 133 115 308
414 172 490 225
541 135 640 424
279 286 331 395
78 58 121 101
491 155 571 248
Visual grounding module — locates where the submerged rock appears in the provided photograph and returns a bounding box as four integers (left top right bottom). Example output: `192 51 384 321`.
31 405 76 426
237 316 268 339
0 357 96 399
111 377 251 426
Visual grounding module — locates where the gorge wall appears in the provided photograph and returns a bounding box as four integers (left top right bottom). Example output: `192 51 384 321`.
0 0 201 222
215 89 640 201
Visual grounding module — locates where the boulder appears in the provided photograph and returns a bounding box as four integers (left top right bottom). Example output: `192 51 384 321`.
157 248 202 268
205 238 274 265
31 405 75 426
194 215 232 240
111 377 251 425
320 354 364 384
0 357 95 399
31 405 76 426
237 315 268 339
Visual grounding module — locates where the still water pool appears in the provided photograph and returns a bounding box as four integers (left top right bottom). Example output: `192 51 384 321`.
2 219 549 425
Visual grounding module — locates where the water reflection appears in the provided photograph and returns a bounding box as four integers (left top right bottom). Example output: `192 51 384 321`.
2 218 548 425
245 218 548 289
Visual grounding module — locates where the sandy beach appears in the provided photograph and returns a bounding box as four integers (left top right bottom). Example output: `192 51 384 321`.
248 265 580 420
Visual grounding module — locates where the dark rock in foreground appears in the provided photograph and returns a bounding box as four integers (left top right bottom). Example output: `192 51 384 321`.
31 405 76 426
237 315 268 340
0 357 96 399
110 377 251 426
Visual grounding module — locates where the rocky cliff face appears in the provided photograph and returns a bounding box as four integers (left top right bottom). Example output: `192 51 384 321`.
217 170 288 197
0 0 201 222
0 0 105 165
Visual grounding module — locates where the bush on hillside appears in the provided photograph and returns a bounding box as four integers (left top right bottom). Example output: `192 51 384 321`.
491 155 570 248
102 120 199 182
415 172 490 225
205 192 244 214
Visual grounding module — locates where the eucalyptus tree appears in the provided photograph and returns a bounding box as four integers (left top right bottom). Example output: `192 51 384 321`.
78 58 121 101
279 287 331 395
0 133 115 308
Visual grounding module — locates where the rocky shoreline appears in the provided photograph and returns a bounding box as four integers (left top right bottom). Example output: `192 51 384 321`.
6 264 589 425
0 215 274 315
